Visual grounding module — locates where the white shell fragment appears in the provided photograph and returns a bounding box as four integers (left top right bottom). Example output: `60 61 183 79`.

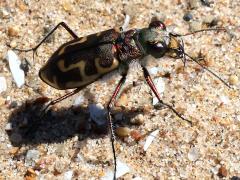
148 67 159 75
121 14 130 31
219 95 230 105
88 103 107 126
152 77 165 105
188 147 199 161
64 170 73 180
143 129 159 151
6 50 25 88
102 160 130 180
0 76 7 93
73 95 85 106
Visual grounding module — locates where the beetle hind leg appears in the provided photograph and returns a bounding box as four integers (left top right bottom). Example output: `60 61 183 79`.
40 88 82 117
11 22 79 54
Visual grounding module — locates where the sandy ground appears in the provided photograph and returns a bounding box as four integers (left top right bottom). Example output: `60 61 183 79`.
0 0 240 179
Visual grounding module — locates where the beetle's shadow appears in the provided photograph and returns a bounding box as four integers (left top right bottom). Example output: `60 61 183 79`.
7 97 143 147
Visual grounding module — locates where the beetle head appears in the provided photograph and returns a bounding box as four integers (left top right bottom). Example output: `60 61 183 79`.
139 20 186 63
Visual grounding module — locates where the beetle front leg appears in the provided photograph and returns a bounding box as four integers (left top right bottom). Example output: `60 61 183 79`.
141 66 192 125
106 74 127 180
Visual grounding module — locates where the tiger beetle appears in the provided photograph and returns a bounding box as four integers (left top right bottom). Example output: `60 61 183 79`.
13 19 230 179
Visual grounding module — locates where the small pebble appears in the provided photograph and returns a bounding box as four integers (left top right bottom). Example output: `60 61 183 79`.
25 168 37 179
200 0 211 7
218 166 228 177
88 103 107 126
0 8 10 19
7 26 19 37
183 12 193 22
25 149 40 166
188 147 199 161
20 58 31 74
115 127 131 137
6 50 25 88
230 176 240 180
130 114 144 125
188 0 200 9
116 93 128 107
62 1 73 12
9 40 17 48
5 123 12 131
9 101 18 108
0 77 7 93
228 75 238 85
130 130 142 141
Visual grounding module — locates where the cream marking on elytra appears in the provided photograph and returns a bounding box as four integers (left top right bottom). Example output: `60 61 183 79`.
58 37 88 55
95 58 119 74
40 72 60 89
57 58 119 88
58 59 100 88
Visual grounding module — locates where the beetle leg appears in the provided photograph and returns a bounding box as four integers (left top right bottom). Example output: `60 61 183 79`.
12 22 79 53
141 66 192 125
107 74 127 180
40 88 82 116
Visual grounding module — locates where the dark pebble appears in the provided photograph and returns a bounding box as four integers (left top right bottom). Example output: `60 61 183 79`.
20 58 31 74
231 177 240 180
200 0 212 7
183 12 193 22
9 101 18 108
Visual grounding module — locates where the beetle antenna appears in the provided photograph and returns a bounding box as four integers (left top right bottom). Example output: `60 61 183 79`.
183 52 232 88
172 27 226 37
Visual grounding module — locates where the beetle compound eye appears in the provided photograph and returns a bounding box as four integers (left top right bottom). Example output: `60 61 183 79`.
149 21 166 30
148 41 167 50
155 43 164 48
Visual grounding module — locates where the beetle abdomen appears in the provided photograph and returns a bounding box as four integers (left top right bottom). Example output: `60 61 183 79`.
39 29 120 90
